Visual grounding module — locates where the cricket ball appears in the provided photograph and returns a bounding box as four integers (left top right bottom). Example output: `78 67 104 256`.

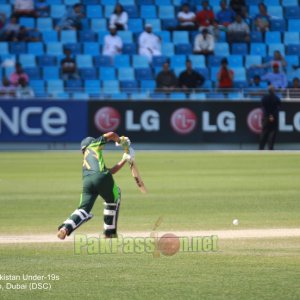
232 219 239 226
158 233 180 256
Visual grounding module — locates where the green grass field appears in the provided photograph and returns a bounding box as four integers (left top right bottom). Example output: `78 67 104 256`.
0 151 300 299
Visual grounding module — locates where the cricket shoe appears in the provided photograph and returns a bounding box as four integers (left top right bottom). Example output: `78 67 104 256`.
104 233 118 239
57 227 68 240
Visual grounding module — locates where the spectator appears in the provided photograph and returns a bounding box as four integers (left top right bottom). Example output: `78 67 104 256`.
109 4 128 31
0 77 16 99
227 14 250 44
14 0 36 18
217 58 234 89
252 50 287 73
195 1 215 33
288 77 300 99
60 48 80 80
176 4 196 31
56 3 84 31
0 12 6 30
216 0 236 29
10 63 29 87
254 3 271 33
14 26 31 42
102 25 123 57
229 0 247 18
261 63 287 90
0 15 20 41
16 77 35 99
138 24 161 63
248 75 266 98
193 28 214 55
259 85 281 150
156 61 177 93
35 0 49 18
178 59 205 93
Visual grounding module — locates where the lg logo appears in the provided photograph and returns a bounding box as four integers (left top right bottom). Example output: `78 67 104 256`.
247 108 263 134
94 107 121 132
170 108 197 134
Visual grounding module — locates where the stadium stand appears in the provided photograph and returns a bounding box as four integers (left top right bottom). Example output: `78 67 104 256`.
0 0 300 100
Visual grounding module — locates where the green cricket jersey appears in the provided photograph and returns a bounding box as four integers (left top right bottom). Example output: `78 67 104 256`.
82 136 107 177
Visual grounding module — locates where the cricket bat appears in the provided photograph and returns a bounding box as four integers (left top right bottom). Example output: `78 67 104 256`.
125 147 147 194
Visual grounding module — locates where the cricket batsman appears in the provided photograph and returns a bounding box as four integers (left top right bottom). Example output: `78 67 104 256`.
57 132 133 240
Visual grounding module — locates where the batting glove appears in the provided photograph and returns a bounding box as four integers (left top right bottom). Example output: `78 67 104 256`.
122 152 133 163
116 136 131 149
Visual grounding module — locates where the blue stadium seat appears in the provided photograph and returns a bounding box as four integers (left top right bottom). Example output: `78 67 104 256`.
173 31 189 44
0 42 9 55
173 67 185 77
249 5 259 17
135 68 153 80
37 55 57 67
285 55 299 68
118 67 135 81
43 67 59 80
282 0 298 6
124 5 139 18
79 68 98 79
104 5 115 17
157 31 171 43
169 93 187 100
154 0 171 4
83 43 100 56
138 0 154 4
79 30 96 42
0 4 11 17
65 0 79 5
245 55 262 68
286 45 300 56
265 32 281 44
61 31 77 43
120 0 135 5
288 20 300 32
271 19 286 32
214 43 230 56
189 93 206 101
285 6 300 18
188 55 205 68
24 67 41 80
150 92 168 100
19 54 36 68
47 42 63 55
208 56 223 67
170 55 186 69
87 5 103 18
140 5 157 18
98 31 108 44
66 80 83 90
76 55 93 68
268 44 285 56
94 56 112 67
196 68 209 80
42 31 58 42
133 55 149 68
113 55 130 67
10 43 26 55
284 32 299 45
250 31 263 43
227 55 243 67
162 19 178 30
99 67 116 80
123 43 136 54
19 17 35 28
175 44 192 54
128 19 143 33
27 42 44 55
72 92 90 100
83 0 100 3
268 6 283 18
118 31 133 43
152 55 168 67
158 5 175 19
51 5 66 18
91 19 107 31
31 80 45 94
140 80 155 92
64 43 81 55
130 92 149 100
145 19 161 31
47 80 64 94
85 80 101 94
231 43 248 55
111 93 128 100
120 80 138 92
55 93 70 100
161 43 174 56
250 43 266 56
103 80 120 94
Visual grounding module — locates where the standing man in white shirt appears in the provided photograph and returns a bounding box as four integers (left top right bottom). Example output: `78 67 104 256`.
102 25 123 57
177 4 196 31
14 0 36 18
193 28 215 55
138 24 161 63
